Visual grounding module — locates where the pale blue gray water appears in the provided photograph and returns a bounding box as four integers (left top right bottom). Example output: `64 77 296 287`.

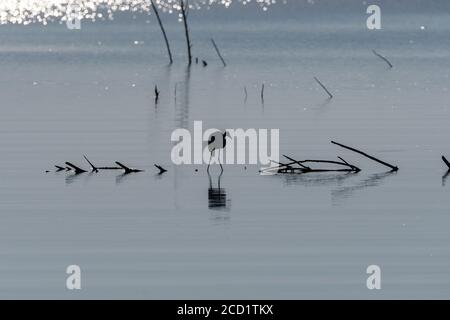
1 1 450 299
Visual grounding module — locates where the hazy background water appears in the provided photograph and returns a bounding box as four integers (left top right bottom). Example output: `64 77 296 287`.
1 0 450 299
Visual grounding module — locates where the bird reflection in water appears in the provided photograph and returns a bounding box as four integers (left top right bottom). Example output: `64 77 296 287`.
208 171 230 212
443 170 450 187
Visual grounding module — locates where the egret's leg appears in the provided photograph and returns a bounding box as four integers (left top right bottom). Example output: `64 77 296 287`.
219 149 223 172
207 150 214 172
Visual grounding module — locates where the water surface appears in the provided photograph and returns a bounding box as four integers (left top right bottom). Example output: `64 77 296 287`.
0 1 450 299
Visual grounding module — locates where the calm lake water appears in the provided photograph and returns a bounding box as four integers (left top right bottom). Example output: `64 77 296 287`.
0 1 450 299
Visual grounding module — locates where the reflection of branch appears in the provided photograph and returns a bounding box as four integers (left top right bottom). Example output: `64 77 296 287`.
65 173 84 185
283 171 355 187
443 171 450 187
332 171 396 202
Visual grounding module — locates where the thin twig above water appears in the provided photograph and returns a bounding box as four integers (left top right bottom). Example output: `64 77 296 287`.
442 156 450 169
331 140 398 171
314 77 333 99
211 38 227 67
372 49 393 69
180 0 192 65
151 0 173 65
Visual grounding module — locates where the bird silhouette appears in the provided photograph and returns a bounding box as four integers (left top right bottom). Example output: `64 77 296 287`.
207 130 231 172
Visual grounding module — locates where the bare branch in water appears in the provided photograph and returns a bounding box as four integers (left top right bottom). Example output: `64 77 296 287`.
180 0 192 65
372 49 393 68
314 77 333 99
155 85 160 104
155 164 168 174
261 155 360 174
332 140 398 171
211 38 227 67
151 0 173 65
261 84 265 103
443 156 450 169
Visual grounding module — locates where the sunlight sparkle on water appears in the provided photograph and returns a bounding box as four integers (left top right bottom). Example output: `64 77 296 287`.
0 0 278 25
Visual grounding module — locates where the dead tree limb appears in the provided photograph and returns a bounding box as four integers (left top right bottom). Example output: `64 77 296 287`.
65 162 87 174
180 0 192 65
278 168 355 174
155 85 160 104
83 155 99 173
116 162 144 174
372 49 393 69
331 140 399 171
443 156 450 169
83 155 121 171
284 155 360 172
211 38 226 67
151 0 173 64
261 155 360 174
261 84 265 103
314 77 333 99
282 155 311 170
155 164 168 174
